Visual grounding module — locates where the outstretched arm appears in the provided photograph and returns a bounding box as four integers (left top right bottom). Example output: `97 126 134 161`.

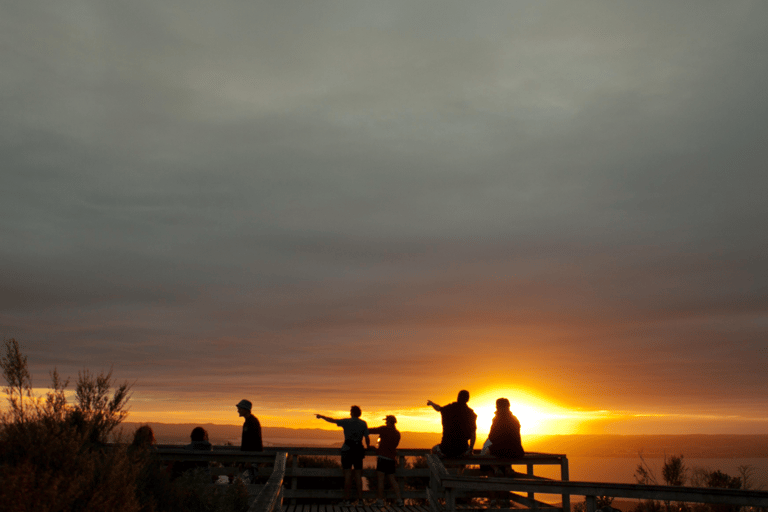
426 400 442 412
315 414 336 424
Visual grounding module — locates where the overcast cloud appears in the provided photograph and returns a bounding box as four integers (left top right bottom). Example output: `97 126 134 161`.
2 1 767 432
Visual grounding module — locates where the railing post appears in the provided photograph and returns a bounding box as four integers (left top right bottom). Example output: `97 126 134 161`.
445 487 456 512
561 456 570 512
427 454 450 512
527 462 535 501
585 495 596 512
399 455 407 501
250 451 287 512
290 453 299 505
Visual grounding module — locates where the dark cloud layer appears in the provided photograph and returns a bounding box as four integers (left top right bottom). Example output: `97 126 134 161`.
2 1 767 430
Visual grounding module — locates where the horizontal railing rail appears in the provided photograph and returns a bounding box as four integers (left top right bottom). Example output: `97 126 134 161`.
427 453 571 512
153 445 569 507
249 452 287 512
427 454 768 512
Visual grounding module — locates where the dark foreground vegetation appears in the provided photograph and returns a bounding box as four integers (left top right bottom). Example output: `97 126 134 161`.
0 338 249 512
572 453 762 512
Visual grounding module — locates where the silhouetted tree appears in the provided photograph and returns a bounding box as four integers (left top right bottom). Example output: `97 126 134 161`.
662 455 687 486
1 338 32 419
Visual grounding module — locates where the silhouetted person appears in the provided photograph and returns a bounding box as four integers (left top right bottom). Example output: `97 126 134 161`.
427 390 477 457
236 399 263 483
316 406 370 505
368 415 404 507
188 426 213 451
172 426 213 480
483 398 524 459
236 399 263 451
130 425 156 450
129 425 175 511
480 398 524 481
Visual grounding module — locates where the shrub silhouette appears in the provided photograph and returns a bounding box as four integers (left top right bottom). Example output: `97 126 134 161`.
633 451 753 512
1 338 141 511
1 338 250 512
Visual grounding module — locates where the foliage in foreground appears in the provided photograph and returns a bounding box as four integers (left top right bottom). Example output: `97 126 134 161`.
631 453 758 512
0 338 248 512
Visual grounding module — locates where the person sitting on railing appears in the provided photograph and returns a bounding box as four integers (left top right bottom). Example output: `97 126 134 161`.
316 406 371 506
480 398 524 477
368 415 405 508
427 390 477 458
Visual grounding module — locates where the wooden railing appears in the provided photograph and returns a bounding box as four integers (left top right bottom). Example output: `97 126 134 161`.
426 454 768 512
250 452 287 512
155 446 433 505
435 451 571 512
153 446 768 512
155 445 570 512
277 446 432 502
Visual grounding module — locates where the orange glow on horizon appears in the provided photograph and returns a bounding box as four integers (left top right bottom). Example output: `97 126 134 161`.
56 385 766 436
122 386 587 437
461 387 580 438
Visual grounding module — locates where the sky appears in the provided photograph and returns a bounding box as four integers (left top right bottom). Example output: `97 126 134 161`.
2 1 767 438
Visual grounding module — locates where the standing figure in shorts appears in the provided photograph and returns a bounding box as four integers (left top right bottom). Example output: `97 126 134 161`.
316 406 370 505
368 415 404 507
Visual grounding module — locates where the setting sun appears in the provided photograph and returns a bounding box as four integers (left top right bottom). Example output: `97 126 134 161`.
464 387 566 438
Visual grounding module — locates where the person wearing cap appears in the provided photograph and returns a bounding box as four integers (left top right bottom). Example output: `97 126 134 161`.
427 389 477 458
315 406 370 505
236 399 263 452
368 415 404 507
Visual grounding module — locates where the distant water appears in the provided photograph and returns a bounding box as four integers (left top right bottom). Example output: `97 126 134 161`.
559 457 768 489
503 457 768 509
262 437 340 447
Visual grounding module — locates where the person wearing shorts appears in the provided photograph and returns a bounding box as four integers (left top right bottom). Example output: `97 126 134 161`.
368 415 404 507
316 406 370 505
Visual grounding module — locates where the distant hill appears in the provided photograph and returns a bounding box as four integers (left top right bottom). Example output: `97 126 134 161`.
120 422 768 458
120 422 443 448
120 422 345 446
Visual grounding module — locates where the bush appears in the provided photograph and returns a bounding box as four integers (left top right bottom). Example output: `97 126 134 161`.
1 338 141 512
1 338 249 512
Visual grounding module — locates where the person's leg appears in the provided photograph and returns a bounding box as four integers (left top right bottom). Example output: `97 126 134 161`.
388 473 402 500
343 469 352 500
354 468 364 501
377 471 385 500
